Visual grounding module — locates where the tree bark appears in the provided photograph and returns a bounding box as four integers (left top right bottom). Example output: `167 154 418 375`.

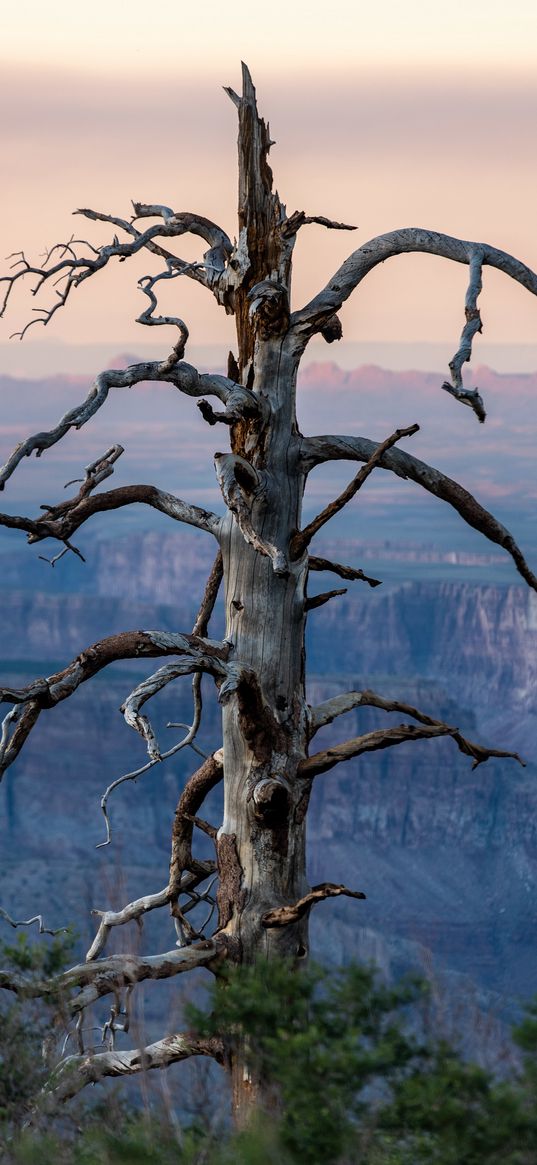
214 68 313 1124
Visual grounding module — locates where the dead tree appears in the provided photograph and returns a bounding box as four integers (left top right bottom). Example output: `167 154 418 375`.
0 65 536 1125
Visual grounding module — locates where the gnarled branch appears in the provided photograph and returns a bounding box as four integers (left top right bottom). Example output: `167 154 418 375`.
6 482 221 548
300 435 537 592
0 907 68 937
0 631 230 712
0 357 255 495
85 865 216 962
262 883 366 928
441 250 486 422
41 1031 225 1109
300 720 525 779
291 228 537 417
0 939 222 1014
1 206 233 337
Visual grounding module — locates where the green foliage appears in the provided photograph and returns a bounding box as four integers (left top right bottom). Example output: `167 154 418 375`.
3 950 537 1164
188 959 425 1165
0 929 75 1134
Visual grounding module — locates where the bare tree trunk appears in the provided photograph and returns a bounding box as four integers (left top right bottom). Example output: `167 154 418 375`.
217 341 310 1122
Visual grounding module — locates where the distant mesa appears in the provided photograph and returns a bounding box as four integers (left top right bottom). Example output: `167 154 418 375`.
106 352 143 370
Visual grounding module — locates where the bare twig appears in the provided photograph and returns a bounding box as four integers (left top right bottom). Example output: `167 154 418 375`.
0 907 68 937
281 211 357 238
442 251 486 422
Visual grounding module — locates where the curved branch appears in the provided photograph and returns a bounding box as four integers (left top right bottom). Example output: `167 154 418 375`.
1 206 233 333
0 358 254 494
291 229 537 416
262 883 366 928
85 865 216 962
0 701 41 780
300 720 525 779
96 563 225 849
42 1031 224 1108
0 630 229 711
15 484 221 547
441 250 486 422
300 435 537 592
291 227 537 332
169 751 224 908
0 907 68 937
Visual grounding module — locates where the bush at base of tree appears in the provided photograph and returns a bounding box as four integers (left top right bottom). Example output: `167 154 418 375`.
3 952 537 1164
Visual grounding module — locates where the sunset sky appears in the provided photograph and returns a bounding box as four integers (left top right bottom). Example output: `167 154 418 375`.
2 0 537 368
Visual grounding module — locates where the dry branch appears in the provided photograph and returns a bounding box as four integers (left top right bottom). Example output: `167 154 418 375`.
0 357 253 497
292 425 418 556
42 1032 225 1108
441 250 486 422
169 752 224 906
305 588 347 611
0 940 221 1016
0 907 68 937
0 205 233 337
301 719 525 779
96 561 225 850
308 555 382 587
85 865 216 963
262 883 366 928
301 435 537 592
0 631 229 712
291 228 537 417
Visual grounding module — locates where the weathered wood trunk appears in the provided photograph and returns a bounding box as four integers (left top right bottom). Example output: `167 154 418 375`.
215 69 312 1124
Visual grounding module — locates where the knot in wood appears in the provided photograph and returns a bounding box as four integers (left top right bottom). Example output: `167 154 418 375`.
247 280 290 339
252 777 290 824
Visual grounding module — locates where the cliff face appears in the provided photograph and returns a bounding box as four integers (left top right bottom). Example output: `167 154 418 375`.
0 535 536 1058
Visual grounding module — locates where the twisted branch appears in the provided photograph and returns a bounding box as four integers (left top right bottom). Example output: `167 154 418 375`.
262 883 366 928
0 357 253 495
214 452 288 574
291 228 537 417
0 907 68 937
441 250 486 422
41 1031 225 1109
96 556 225 849
0 205 233 336
300 719 525 779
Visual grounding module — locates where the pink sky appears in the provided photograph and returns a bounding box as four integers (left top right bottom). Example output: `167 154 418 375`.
2 3 537 359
